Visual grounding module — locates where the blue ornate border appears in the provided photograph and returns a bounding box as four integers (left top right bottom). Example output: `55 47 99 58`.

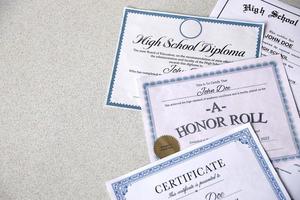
110 128 288 200
106 8 264 110
143 61 300 161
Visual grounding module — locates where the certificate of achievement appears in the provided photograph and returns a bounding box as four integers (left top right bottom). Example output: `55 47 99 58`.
106 7 264 110
139 56 300 162
106 124 291 200
210 0 300 115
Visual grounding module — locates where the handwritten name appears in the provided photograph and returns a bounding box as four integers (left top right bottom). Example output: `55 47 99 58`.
197 85 230 96
205 191 239 200
205 191 224 200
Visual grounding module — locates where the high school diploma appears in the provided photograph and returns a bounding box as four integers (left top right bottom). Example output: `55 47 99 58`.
106 7 264 110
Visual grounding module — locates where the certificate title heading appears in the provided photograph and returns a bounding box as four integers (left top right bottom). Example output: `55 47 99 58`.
175 102 268 139
154 158 226 194
243 4 299 26
132 34 246 58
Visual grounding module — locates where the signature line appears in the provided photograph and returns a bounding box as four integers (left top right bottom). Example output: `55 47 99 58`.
224 189 243 199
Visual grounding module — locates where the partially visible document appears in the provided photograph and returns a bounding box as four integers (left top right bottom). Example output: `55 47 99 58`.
106 124 291 200
275 159 300 200
106 7 264 110
210 2 300 198
210 0 300 115
139 56 300 162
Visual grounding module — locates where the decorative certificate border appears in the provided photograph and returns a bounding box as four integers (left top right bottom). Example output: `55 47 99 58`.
142 61 300 161
110 127 288 200
106 7 264 110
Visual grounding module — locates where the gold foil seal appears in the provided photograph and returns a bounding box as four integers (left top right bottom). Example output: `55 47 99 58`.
154 135 180 159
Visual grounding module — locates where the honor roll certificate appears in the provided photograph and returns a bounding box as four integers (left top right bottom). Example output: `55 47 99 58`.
210 0 300 115
106 124 291 200
139 56 300 162
106 7 264 110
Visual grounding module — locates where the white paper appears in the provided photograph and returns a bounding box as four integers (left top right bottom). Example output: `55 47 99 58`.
106 7 264 110
275 159 300 199
139 55 300 162
210 0 300 116
210 2 300 198
106 124 291 200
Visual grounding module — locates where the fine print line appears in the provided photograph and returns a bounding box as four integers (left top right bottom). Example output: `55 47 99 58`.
276 167 292 175
229 83 267 91
224 189 243 199
294 163 300 172
174 179 225 200
290 48 300 55
173 191 195 200
198 179 225 192
261 139 278 143
161 83 267 103
286 60 300 68
295 164 300 173
267 147 285 152
265 48 300 68
277 47 300 68
162 95 198 103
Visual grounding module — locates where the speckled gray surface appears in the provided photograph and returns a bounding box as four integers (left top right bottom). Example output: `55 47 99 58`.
0 0 299 200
